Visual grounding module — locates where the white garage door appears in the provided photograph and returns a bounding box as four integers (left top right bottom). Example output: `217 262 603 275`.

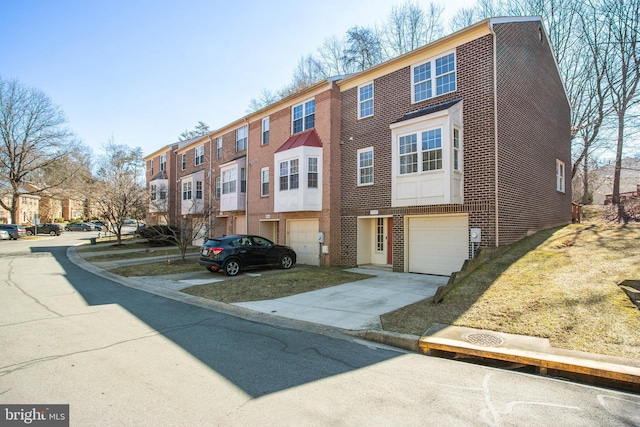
408 215 469 276
288 219 319 266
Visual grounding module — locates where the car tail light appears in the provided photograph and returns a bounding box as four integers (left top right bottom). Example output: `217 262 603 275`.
209 247 224 256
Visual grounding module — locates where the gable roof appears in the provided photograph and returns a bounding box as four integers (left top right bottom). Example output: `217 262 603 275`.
275 129 323 153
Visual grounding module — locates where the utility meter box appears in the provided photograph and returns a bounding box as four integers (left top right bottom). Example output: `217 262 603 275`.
470 228 481 243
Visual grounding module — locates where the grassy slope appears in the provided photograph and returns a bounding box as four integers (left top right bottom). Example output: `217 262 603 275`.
381 218 640 359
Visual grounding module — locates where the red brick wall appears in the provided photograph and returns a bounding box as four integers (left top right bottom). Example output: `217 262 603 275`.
339 35 497 269
494 21 572 245
245 85 342 265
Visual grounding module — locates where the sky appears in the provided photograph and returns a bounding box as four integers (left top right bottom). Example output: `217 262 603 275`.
1 0 475 158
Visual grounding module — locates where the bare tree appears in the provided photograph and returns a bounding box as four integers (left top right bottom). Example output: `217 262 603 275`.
315 35 356 77
247 88 281 112
145 190 214 261
600 0 640 212
0 77 78 223
93 140 146 245
384 1 444 58
343 26 383 72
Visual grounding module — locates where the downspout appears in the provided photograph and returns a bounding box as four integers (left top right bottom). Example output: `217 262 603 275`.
245 118 249 233
489 20 500 247
208 136 213 237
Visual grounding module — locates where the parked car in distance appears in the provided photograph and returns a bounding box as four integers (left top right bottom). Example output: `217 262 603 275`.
64 222 96 232
25 223 63 236
0 230 10 240
199 234 296 276
90 220 106 230
0 224 27 240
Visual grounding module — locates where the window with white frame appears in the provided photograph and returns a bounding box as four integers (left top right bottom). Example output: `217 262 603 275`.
181 153 186 170
182 181 192 200
261 167 269 196
196 180 203 200
399 128 443 174
160 155 166 171
149 160 154 175
215 177 220 199
240 167 246 193
308 157 318 188
279 159 299 190
358 82 374 119
262 117 270 145
358 147 374 185
236 126 247 152
292 99 315 133
159 184 167 200
195 145 204 166
453 127 461 171
222 168 237 195
556 159 565 193
150 184 157 201
216 137 222 159
412 52 456 103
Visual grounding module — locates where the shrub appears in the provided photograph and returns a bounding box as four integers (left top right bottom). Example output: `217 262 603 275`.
139 225 180 246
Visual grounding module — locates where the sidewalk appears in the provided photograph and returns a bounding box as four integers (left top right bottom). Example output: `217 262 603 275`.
69 245 640 393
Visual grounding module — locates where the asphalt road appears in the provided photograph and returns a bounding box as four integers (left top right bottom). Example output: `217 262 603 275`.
1 233 639 426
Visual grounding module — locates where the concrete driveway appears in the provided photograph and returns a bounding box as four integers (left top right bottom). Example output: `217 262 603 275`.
232 268 448 330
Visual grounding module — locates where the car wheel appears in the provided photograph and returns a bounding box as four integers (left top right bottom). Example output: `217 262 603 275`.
65 227 70 231
49 230 57 236
224 259 241 276
26 230 33 236
280 254 294 269
82 228 88 232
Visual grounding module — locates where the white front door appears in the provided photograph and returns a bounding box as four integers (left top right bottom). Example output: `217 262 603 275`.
370 217 388 265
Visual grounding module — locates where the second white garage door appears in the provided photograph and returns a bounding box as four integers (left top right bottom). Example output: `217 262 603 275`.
407 214 469 276
287 219 319 266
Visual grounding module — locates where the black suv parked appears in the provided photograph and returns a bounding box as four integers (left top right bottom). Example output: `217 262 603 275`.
25 223 63 236
0 224 27 240
199 234 296 276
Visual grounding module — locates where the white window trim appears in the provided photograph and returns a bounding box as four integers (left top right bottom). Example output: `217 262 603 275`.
236 126 248 152
181 153 186 171
556 159 566 193
195 145 204 166
411 50 457 104
357 82 374 119
357 147 374 186
182 181 192 200
160 154 167 171
216 137 222 159
307 156 319 189
222 167 237 195
262 117 270 145
291 98 315 134
261 167 269 197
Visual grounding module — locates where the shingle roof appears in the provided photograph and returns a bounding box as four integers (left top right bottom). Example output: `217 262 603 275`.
392 98 462 124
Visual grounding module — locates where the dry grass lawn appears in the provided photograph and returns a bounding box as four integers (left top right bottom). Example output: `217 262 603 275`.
181 268 373 303
382 213 640 359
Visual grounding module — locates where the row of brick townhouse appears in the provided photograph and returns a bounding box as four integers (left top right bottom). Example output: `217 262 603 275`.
145 17 572 275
